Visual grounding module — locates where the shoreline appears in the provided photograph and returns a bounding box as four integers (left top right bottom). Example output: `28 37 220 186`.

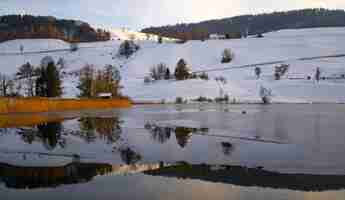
0 97 132 114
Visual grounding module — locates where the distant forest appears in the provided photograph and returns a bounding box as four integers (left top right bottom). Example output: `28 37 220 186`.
142 9 345 40
0 15 110 43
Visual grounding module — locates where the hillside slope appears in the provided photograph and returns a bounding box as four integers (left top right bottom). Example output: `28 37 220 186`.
1 27 345 103
142 8 345 40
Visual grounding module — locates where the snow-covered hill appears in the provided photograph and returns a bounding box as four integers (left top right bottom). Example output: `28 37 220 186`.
110 28 176 42
1 27 345 103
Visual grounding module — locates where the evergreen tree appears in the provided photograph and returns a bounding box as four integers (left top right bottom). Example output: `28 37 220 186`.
46 62 62 97
77 64 95 98
35 60 62 97
118 40 139 59
315 67 321 82
35 67 47 97
165 68 171 80
174 59 190 80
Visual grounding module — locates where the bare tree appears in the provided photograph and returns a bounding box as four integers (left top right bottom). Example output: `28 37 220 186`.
0 74 14 97
150 63 168 80
16 62 36 96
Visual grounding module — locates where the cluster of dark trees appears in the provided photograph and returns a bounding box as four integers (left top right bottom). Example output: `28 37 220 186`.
77 64 121 98
0 56 63 97
144 122 208 147
0 15 110 42
142 8 345 40
149 63 171 81
117 40 140 59
78 117 122 144
147 59 210 82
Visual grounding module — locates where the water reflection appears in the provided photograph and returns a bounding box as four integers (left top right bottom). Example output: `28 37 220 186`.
145 122 209 148
18 122 65 151
0 161 162 190
0 162 112 189
78 117 122 144
221 142 234 156
144 162 345 192
144 122 172 144
119 147 142 165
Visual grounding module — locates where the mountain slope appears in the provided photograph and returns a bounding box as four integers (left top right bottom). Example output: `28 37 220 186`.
142 9 345 40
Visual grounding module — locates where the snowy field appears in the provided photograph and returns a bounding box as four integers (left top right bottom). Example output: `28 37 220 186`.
0 27 345 103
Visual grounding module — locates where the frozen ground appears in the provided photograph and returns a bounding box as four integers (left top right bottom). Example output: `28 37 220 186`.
0 27 345 103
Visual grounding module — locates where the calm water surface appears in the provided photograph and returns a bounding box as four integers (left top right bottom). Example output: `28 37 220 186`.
1 104 345 200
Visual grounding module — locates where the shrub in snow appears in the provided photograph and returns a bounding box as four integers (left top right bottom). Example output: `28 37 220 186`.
150 63 169 80
158 36 163 44
255 67 261 79
315 67 321 82
175 97 184 104
144 76 153 84
174 59 191 80
118 40 140 59
221 49 234 63
70 43 79 52
215 76 227 84
274 64 289 80
198 72 209 80
256 33 264 38
259 86 272 104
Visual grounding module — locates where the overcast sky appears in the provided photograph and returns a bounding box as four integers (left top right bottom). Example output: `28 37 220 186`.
0 0 345 30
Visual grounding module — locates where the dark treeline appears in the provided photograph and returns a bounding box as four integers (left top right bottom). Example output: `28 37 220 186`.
0 15 110 42
142 8 345 40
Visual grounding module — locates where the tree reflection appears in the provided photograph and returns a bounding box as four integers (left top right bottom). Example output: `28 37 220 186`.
175 127 194 148
79 117 122 144
145 122 209 148
119 147 142 165
0 162 113 189
221 142 234 156
145 122 172 144
17 122 65 151
37 122 64 151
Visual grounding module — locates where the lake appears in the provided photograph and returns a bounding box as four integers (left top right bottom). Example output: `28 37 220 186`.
1 104 345 200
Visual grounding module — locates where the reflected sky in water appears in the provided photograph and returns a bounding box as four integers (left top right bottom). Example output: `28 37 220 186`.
1 104 345 199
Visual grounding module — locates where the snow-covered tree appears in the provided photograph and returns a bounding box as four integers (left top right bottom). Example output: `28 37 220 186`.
118 40 140 59
259 86 272 104
221 48 234 63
